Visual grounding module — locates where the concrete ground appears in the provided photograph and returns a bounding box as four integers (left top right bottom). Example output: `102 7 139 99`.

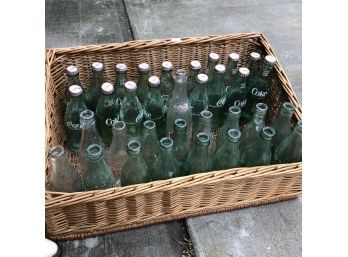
46 0 302 256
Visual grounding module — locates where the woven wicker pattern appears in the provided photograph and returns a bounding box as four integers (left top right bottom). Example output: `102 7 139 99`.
45 33 302 240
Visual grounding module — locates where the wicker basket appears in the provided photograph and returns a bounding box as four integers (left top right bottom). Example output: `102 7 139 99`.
45 32 302 240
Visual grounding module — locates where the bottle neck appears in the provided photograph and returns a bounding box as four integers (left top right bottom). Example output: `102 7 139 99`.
225 113 240 127
226 60 238 76
251 110 266 127
197 118 212 134
206 61 218 73
258 63 274 77
67 74 81 86
69 94 84 105
248 59 259 75
148 87 161 98
211 73 225 88
125 90 138 102
161 70 172 80
224 139 240 151
116 72 127 83
81 118 96 129
92 70 104 79
143 128 157 137
172 80 188 98
173 129 187 143
139 72 150 84
188 68 200 80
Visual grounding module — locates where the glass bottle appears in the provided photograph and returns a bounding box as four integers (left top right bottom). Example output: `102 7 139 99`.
247 52 261 82
172 119 190 169
121 140 151 186
78 109 105 172
136 63 151 104
144 75 166 138
85 62 105 112
82 144 116 190
243 127 276 167
47 145 82 192
224 53 240 87
272 120 302 164
120 81 144 142
95 82 119 146
106 121 128 185
166 69 193 143
187 60 201 94
193 110 216 157
208 64 227 129
142 120 160 168
190 73 209 133
216 105 241 150
239 103 268 156
152 137 181 181
212 129 241 170
65 65 83 105
160 61 174 96
205 53 220 84
64 85 87 152
114 63 128 101
270 102 296 153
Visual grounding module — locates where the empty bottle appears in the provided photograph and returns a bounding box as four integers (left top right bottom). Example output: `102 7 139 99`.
212 129 241 170
183 132 212 175
216 106 241 150
65 65 83 105
152 137 181 181
247 52 261 82
82 144 116 190
85 62 105 111
160 61 174 96
48 145 82 192
114 63 128 100
106 121 128 184
136 63 151 104
95 82 119 146
142 120 160 168
121 140 151 186
243 127 276 167
172 119 190 169
144 75 166 138
208 64 226 129
187 60 201 94
224 53 240 87
193 110 216 157
272 120 302 164
205 53 220 84
65 85 87 152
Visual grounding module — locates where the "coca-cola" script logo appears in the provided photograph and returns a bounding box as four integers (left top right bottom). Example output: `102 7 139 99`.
234 99 247 108
251 88 267 98
66 121 81 130
105 118 118 126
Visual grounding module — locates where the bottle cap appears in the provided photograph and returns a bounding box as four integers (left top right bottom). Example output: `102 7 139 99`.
200 110 213 120
125 81 137 92
265 55 276 65
255 103 268 112
127 140 141 154
80 110 95 122
86 144 103 160
113 120 126 131
66 65 79 76
228 53 240 62
227 129 241 143
173 118 187 132
160 137 174 149
196 132 210 145
228 106 241 116
138 63 150 72
214 64 226 74
148 75 160 87
261 127 276 141
239 67 250 77
143 120 156 130
196 74 208 84
250 52 261 61
162 61 173 71
175 68 187 76
68 85 83 96
208 53 219 61
101 82 114 95
48 145 65 160
91 62 103 71
115 63 127 72
190 60 201 70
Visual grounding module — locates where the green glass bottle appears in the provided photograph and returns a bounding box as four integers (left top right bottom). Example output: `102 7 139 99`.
243 127 276 167
48 145 82 192
247 52 261 82
172 119 190 169
64 85 87 152
270 102 295 153
82 144 116 190
144 75 166 138
85 62 105 112
208 64 227 129
137 63 151 104
212 129 241 170
142 120 160 168
114 63 128 101
183 132 212 175
205 53 220 84
95 82 119 146
190 73 209 133
152 137 181 181
160 61 174 96
65 65 83 105
187 60 201 94
193 110 216 157
272 120 302 164
224 53 240 87
121 140 151 186
216 106 241 150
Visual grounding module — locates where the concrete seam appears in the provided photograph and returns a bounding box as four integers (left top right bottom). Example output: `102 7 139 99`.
120 0 135 40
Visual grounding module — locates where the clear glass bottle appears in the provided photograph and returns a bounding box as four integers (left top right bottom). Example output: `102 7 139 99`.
243 127 276 167
144 75 166 138
106 121 128 185
172 119 190 170
166 69 193 143
121 140 151 186
212 129 241 170
136 63 151 104
142 120 160 168
224 53 240 87
208 64 226 129
85 62 105 112
205 53 220 84
64 85 87 152
114 63 128 101
78 110 105 172
160 61 174 96
82 144 116 190
65 65 83 105
193 110 216 157
187 60 201 94
152 137 181 181
246 52 261 82
95 82 119 146
272 120 302 164
216 105 241 150
47 145 82 192
183 132 212 175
